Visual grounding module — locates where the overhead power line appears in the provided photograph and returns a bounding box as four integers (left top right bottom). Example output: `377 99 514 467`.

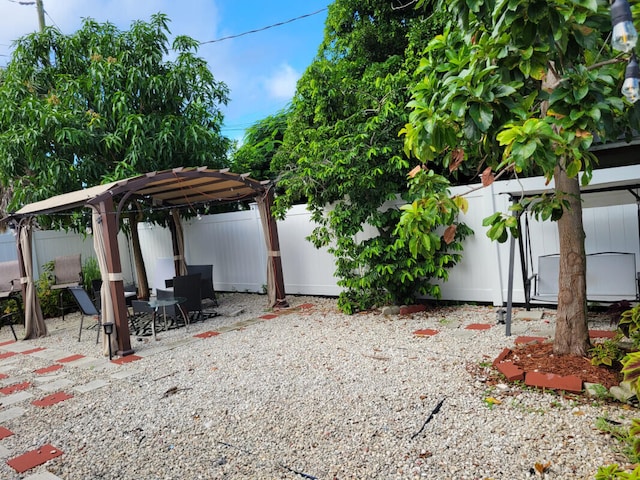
199 7 327 45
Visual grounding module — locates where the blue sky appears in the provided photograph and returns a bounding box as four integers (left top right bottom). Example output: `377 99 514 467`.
0 0 329 141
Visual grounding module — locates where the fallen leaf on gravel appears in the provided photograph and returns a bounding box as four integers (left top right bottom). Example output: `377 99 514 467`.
534 461 551 473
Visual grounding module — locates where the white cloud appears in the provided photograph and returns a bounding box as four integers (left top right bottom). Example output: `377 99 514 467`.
264 64 300 100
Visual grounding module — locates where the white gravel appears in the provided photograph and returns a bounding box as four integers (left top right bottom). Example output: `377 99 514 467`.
0 293 632 479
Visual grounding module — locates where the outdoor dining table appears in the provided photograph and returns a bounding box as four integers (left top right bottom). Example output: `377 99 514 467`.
145 296 187 341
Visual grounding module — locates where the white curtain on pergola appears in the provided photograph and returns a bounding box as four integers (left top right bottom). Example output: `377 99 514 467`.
256 194 277 307
19 219 47 339
91 207 117 356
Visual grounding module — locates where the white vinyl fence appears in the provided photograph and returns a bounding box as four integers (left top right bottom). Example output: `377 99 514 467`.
2 164 639 306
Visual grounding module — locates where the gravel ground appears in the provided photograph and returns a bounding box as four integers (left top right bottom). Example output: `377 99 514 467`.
0 293 632 480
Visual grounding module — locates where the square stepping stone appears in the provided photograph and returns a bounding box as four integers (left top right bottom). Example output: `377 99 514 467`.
7 444 63 473
5 343 42 353
0 407 26 423
23 472 64 480
73 379 109 394
110 368 140 380
514 310 544 320
32 373 68 386
32 392 73 407
0 444 11 458
0 391 34 407
36 379 73 393
29 350 65 361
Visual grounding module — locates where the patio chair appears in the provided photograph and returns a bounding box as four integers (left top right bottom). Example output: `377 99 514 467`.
157 288 183 329
68 285 101 343
130 300 155 337
0 260 24 325
186 264 218 307
0 311 18 341
0 260 20 301
172 273 211 323
51 254 82 320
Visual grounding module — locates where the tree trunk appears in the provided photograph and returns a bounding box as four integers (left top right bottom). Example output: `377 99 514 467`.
127 213 149 301
553 163 590 356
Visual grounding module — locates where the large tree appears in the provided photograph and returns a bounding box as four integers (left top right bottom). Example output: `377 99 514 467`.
0 14 230 296
400 0 640 355
273 0 470 313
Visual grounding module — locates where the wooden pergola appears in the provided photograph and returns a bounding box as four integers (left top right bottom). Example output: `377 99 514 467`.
8 167 287 356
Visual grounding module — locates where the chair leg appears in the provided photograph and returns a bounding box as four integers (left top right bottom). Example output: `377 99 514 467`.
96 317 101 345
8 323 16 341
78 315 84 342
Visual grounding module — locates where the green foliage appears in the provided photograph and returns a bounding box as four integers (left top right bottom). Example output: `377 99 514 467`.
622 351 640 395
619 304 640 342
36 261 67 318
82 257 101 292
230 111 289 181
589 339 624 367
0 13 230 229
596 463 640 479
272 0 454 312
402 0 638 239
596 416 640 474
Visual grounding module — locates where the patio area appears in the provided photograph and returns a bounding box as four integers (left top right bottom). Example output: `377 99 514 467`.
0 295 628 479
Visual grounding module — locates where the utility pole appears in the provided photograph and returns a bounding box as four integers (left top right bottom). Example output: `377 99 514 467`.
35 0 45 32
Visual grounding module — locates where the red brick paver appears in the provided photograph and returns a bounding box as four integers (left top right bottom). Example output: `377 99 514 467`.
0 382 31 395
413 328 439 337
111 354 142 365
56 354 85 363
194 331 220 338
32 392 74 408
0 427 13 440
21 347 46 355
7 444 63 473
34 365 63 375
465 323 492 331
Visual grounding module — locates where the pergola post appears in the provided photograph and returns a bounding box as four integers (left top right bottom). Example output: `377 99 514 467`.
95 196 133 356
263 188 287 308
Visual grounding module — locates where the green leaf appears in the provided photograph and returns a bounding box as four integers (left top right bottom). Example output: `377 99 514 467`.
469 103 493 132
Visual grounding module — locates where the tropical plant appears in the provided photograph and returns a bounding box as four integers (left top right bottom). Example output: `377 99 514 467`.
590 339 625 367
0 14 231 297
272 0 458 312
399 0 640 355
82 256 101 293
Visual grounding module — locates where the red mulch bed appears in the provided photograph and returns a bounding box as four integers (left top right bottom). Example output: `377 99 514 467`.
503 342 622 389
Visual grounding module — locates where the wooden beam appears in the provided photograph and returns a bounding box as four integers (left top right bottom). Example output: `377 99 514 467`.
98 197 134 356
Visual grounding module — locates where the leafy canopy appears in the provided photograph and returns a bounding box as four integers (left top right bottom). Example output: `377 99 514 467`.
272 0 469 313
0 13 230 229
401 0 640 240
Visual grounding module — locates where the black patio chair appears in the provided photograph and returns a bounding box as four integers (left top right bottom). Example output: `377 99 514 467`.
68 285 101 343
186 264 218 307
172 273 214 323
0 311 18 341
